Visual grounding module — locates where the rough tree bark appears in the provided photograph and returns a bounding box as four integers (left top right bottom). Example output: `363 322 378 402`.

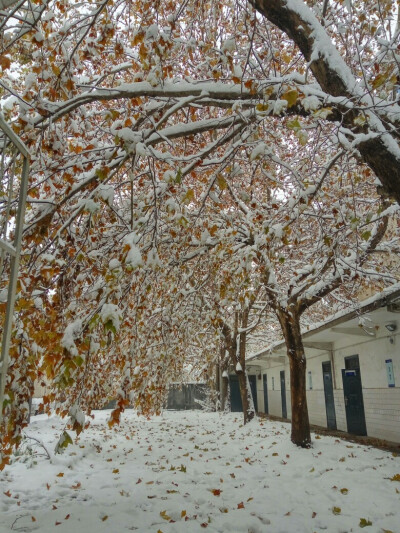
249 0 400 205
277 308 311 448
221 314 255 425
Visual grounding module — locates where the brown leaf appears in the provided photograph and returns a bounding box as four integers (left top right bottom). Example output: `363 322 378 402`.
237 502 245 509
3 490 11 497
101 515 108 521
0 55 11 70
56 472 64 477
31 516 36 522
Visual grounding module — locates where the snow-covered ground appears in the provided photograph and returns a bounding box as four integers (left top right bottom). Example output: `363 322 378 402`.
0 410 399 533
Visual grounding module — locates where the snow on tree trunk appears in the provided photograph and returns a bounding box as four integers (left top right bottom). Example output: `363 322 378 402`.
250 0 400 205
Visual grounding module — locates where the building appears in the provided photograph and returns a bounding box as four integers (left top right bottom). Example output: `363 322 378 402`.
245 286 400 443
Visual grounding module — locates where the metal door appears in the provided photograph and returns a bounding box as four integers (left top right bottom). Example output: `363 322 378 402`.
322 361 337 430
229 374 257 412
280 370 287 418
248 374 258 412
229 374 242 412
341 361 367 436
262 374 269 414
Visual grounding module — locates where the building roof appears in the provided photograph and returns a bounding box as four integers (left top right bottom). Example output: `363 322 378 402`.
248 283 400 361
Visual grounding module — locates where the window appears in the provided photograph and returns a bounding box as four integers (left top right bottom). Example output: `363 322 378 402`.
308 371 313 390
272 376 275 390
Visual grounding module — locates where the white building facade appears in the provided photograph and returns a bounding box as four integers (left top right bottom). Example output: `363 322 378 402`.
247 289 400 443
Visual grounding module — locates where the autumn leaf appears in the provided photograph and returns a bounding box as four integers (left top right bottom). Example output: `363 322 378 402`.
56 472 64 477
282 89 298 108
181 510 186 518
340 488 348 495
101 515 108 521
160 510 171 521
3 490 11 497
332 507 341 515
112 468 119 474
0 55 11 70
209 489 222 496
389 474 400 482
31 516 36 522
359 518 372 528
237 502 245 509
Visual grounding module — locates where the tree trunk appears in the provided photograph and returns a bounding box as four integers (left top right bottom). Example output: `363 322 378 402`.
235 309 255 425
221 313 255 424
278 310 311 447
236 367 254 424
221 373 229 412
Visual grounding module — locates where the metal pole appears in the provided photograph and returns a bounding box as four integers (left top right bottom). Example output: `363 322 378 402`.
0 118 29 424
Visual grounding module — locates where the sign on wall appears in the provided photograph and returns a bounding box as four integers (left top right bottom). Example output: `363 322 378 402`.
385 359 395 388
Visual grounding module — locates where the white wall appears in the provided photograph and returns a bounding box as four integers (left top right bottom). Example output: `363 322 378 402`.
252 328 400 443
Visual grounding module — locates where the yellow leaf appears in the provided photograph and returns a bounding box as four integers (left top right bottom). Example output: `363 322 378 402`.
160 510 171 521
181 510 186 518
282 89 298 108
332 507 341 515
112 469 119 474
216 175 227 190
56 473 64 478
359 518 372 528
390 474 400 482
371 73 387 89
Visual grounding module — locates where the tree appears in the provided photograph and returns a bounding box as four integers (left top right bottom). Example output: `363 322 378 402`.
0 0 399 464
250 0 400 203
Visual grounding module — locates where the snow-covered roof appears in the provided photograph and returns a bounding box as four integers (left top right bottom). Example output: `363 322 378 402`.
248 283 400 361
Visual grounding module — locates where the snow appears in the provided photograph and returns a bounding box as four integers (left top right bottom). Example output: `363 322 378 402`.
100 304 122 331
1 411 399 533
61 320 82 356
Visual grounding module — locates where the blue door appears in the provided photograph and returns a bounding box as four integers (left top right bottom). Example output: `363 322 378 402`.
229 374 242 412
322 361 337 430
341 355 367 436
280 371 287 419
262 374 269 414
229 374 258 412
